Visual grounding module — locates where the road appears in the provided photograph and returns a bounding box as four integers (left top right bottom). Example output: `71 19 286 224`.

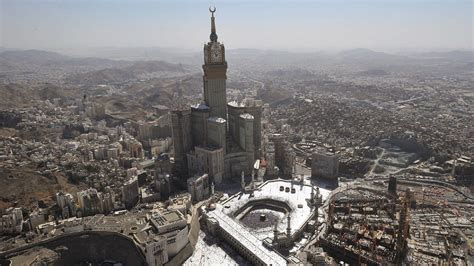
249 78 265 90
367 148 386 176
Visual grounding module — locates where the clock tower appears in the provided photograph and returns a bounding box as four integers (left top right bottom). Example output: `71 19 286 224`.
203 7 227 119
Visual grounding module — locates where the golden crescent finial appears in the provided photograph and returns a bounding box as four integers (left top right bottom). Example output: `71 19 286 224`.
209 6 216 16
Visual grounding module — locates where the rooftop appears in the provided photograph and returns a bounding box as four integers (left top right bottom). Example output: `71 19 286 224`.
239 113 254 120
220 179 329 239
191 102 210 110
208 116 226 123
206 205 288 265
152 210 185 226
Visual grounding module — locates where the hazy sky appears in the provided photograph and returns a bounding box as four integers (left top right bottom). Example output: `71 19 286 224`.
1 0 472 52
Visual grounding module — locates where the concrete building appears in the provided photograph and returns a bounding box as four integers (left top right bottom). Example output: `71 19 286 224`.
187 146 224 185
29 212 46 232
155 153 171 175
190 103 210 147
168 193 192 215
77 188 105 217
129 141 144 159
202 10 227 119
238 114 254 153
264 141 277 178
137 119 172 144
150 210 189 257
84 101 105 119
56 191 76 218
207 117 226 153
269 134 295 178
152 104 170 117
149 138 172 157
187 173 210 202
311 150 339 179
0 208 23 234
156 174 171 200
388 175 397 195
171 109 192 178
228 100 263 158
122 177 139 209
146 236 169 266
169 9 262 183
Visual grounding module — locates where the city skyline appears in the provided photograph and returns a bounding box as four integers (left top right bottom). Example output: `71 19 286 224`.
2 0 472 52
0 2 473 266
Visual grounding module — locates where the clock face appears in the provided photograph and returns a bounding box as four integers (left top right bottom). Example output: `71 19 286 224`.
211 47 222 63
211 50 221 63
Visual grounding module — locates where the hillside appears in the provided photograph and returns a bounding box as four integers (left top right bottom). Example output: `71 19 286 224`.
66 60 190 85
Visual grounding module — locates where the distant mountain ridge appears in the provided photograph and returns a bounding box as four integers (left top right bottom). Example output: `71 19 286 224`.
413 50 474 62
66 60 189 85
0 49 128 67
0 50 132 82
0 49 193 84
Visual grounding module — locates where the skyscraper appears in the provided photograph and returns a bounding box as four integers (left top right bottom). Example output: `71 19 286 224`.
202 8 227 119
171 109 192 177
171 8 262 183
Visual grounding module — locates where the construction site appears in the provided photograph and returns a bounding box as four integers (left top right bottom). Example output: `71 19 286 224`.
310 176 474 265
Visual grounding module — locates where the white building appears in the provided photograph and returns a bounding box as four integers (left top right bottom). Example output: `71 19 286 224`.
187 173 210 202
146 236 169 266
150 210 189 257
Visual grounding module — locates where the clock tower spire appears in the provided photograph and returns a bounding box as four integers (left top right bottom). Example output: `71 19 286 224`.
203 7 227 119
209 7 218 42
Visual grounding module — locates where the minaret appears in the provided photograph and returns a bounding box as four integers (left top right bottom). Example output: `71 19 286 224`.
202 7 228 119
209 7 217 42
286 215 291 238
316 187 321 204
451 159 456 177
273 222 279 243
241 171 245 190
211 182 215 195
251 169 255 189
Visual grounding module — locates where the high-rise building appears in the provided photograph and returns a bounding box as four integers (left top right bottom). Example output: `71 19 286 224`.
187 173 210 202
388 175 397 194
228 100 263 158
311 150 339 179
203 9 227 119
264 141 277 178
154 153 172 199
190 103 210 147
56 191 76 218
77 188 106 216
170 9 262 182
122 177 139 209
187 146 224 184
207 117 226 152
171 109 192 177
0 208 23 234
269 134 295 178
155 153 171 175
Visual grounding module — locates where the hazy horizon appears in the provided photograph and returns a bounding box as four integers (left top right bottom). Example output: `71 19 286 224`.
1 0 473 53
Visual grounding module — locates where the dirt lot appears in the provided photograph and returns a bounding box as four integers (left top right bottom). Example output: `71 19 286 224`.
0 164 84 211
